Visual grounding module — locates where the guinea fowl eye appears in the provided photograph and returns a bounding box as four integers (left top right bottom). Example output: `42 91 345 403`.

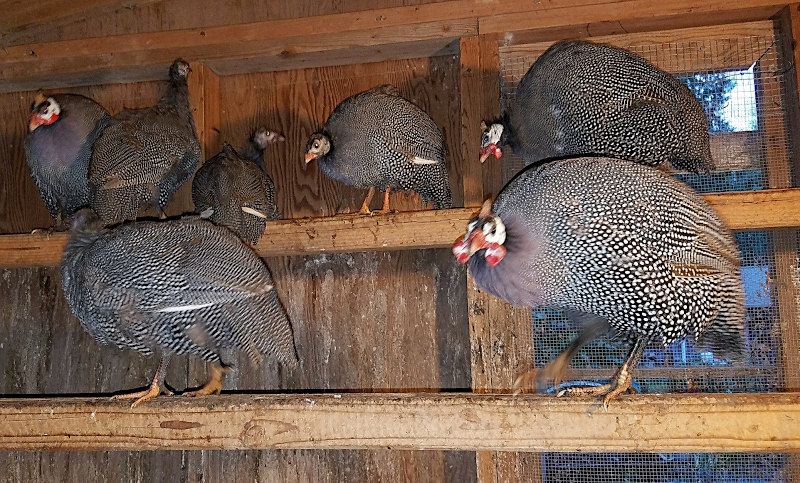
313 142 319 149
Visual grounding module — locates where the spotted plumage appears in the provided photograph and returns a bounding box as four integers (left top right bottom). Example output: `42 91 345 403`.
192 127 283 245
25 93 110 226
305 84 452 213
454 157 744 403
481 40 714 173
61 208 298 405
89 59 201 224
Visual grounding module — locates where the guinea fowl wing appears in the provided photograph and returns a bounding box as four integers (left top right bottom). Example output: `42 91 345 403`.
90 111 192 190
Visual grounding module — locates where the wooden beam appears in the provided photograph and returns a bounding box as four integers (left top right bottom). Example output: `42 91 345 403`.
480 0 785 37
187 62 221 162
3 188 800 268
0 18 477 93
0 0 788 92
1 393 798 452
0 0 162 35
459 34 501 208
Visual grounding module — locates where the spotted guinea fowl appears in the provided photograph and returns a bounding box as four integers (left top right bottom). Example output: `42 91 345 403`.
453 157 744 406
305 84 452 214
192 127 284 245
25 93 110 227
89 59 201 224
61 208 298 407
481 40 714 173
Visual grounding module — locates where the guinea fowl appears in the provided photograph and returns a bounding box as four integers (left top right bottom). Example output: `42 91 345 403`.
89 59 201 224
192 127 284 245
453 157 744 406
61 208 298 407
480 40 714 173
305 84 452 214
25 93 110 227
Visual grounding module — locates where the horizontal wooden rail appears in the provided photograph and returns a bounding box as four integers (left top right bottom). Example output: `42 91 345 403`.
0 0 787 92
0 392 798 452
1 188 799 268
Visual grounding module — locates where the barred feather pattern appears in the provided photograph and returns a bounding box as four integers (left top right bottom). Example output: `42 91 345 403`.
466 157 745 360
503 40 714 173
192 135 279 245
314 85 452 209
89 59 201 224
61 210 298 367
25 94 110 221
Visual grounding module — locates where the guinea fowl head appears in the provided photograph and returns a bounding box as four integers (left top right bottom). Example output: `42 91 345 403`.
304 133 331 164
452 199 507 267
28 94 61 132
69 207 105 234
479 120 504 163
252 127 285 150
169 59 191 81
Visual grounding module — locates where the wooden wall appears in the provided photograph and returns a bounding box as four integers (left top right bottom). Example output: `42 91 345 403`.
0 51 476 481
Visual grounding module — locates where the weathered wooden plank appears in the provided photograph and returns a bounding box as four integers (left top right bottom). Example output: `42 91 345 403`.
0 0 163 34
0 18 476 93
3 188 800 267
0 0 788 92
480 0 785 36
1 393 798 452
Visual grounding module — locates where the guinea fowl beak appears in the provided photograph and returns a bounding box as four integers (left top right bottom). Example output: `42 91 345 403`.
28 115 43 132
304 153 317 164
479 144 502 164
453 230 488 263
468 231 487 257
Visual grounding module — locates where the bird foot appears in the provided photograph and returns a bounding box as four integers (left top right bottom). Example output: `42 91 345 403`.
358 207 373 216
112 383 172 408
184 364 231 398
369 209 395 216
30 227 55 239
556 375 634 410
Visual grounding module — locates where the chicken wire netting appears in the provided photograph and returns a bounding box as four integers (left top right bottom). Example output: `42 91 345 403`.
498 27 800 483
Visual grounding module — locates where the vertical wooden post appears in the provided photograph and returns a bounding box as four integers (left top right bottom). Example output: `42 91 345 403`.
188 62 221 162
770 7 800 479
460 34 542 483
770 6 800 392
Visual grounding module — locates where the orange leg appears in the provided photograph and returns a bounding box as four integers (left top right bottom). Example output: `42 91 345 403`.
557 335 651 409
371 187 392 215
185 362 230 397
358 186 376 215
112 354 173 408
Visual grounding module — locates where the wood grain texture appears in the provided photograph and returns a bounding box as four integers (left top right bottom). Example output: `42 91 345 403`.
479 0 785 36
0 0 786 92
1 393 799 452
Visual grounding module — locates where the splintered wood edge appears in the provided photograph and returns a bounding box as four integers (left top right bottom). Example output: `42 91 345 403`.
0 392 798 452
1 188 799 268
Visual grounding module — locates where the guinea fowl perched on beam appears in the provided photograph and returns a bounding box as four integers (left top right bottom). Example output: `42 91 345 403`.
480 40 714 173
89 59 201 224
61 208 298 408
192 127 284 245
25 93 110 228
305 84 452 214
453 158 745 406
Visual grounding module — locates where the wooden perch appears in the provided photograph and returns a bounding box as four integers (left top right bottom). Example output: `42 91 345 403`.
0 392 798 452
1 188 800 268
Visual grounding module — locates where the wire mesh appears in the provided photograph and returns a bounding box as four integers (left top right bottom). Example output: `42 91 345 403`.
499 26 800 483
